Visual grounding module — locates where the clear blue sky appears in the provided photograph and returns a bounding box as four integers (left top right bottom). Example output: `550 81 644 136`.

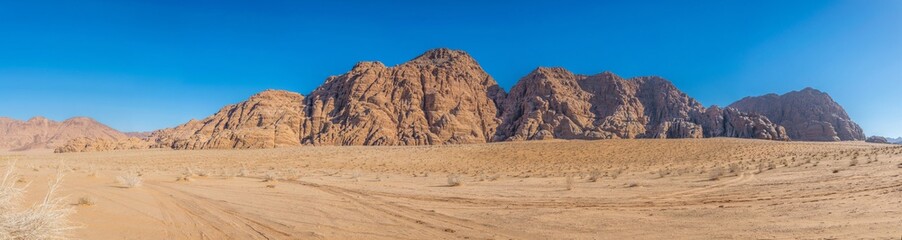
1 0 899 137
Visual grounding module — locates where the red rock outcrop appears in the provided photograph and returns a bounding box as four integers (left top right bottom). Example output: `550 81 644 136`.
494 67 752 141
144 49 860 150
150 90 306 149
54 137 151 153
0 116 127 151
301 48 505 145
692 106 788 140
729 88 865 141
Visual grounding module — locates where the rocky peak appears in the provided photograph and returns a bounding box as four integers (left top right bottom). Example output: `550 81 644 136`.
302 48 504 146
409 48 475 65
729 87 864 141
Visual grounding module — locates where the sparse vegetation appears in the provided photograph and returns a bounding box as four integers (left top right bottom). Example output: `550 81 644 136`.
117 172 143 188
1 163 76 239
587 171 601 182
77 196 95 206
708 166 725 181
263 172 279 182
447 174 462 187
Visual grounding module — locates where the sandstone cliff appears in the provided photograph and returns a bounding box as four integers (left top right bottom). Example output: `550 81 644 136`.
301 48 505 145
140 49 863 150
494 67 787 141
692 106 788 140
0 116 127 151
54 137 151 153
729 88 865 141
150 90 306 149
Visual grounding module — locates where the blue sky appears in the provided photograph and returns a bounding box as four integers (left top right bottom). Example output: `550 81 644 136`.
0 0 899 137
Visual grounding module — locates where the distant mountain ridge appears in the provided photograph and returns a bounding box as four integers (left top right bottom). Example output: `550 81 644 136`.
0 116 128 151
141 48 862 150
8 48 863 152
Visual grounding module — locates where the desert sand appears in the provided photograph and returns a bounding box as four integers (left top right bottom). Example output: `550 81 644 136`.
2 138 901 239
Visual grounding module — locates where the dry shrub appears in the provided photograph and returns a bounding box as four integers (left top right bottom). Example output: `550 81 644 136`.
587 171 601 183
1 163 76 239
447 174 462 187
708 166 725 181
117 172 143 188
263 172 279 182
76 197 95 207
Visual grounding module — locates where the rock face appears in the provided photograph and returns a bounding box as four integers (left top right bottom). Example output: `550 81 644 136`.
0 116 127 151
865 136 889 144
494 67 786 141
151 90 306 149
54 137 151 153
144 49 862 150
301 49 505 145
692 106 789 140
729 88 865 141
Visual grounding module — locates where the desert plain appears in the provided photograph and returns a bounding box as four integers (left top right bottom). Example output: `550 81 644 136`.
2 138 901 239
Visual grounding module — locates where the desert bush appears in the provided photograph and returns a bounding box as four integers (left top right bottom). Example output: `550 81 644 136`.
263 172 279 182
708 166 725 181
1 162 24 212
237 167 250 177
175 174 192 182
587 171 601 182
447 174 462 187
849 158 859 167
1 164 76 239
76 197 95 207
117 172 143 188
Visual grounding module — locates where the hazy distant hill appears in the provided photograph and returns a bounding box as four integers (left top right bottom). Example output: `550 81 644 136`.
0 116 127 151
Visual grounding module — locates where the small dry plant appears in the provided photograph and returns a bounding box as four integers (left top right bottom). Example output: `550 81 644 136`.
708 166 725 181
447 174 462 187
587 171 601 183
263 172 279 182
1 162 77 239
117 172 143 188
76 197 95 207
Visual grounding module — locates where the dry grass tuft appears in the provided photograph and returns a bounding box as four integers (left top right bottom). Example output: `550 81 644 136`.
708 166 725 181
76 197 95 207
117 172 143 188
263 172 279 182
447 174 462 187
1 164 77 239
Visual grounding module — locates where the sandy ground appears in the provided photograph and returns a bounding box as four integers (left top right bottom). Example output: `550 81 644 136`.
2 138 901 239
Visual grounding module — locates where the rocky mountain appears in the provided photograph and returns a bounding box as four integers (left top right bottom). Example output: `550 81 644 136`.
865 136 889 144
0 116 128 151
494 67 787 141
129 49 862 151
302 49 505 146
54 137 151 153
887 137 902 144
691 106 789 140
729 88 865 141
151 90 306 149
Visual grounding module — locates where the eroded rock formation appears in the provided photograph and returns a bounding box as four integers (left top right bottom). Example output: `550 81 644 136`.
301 49 505 146
151 90 306 149
729 88 865 141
